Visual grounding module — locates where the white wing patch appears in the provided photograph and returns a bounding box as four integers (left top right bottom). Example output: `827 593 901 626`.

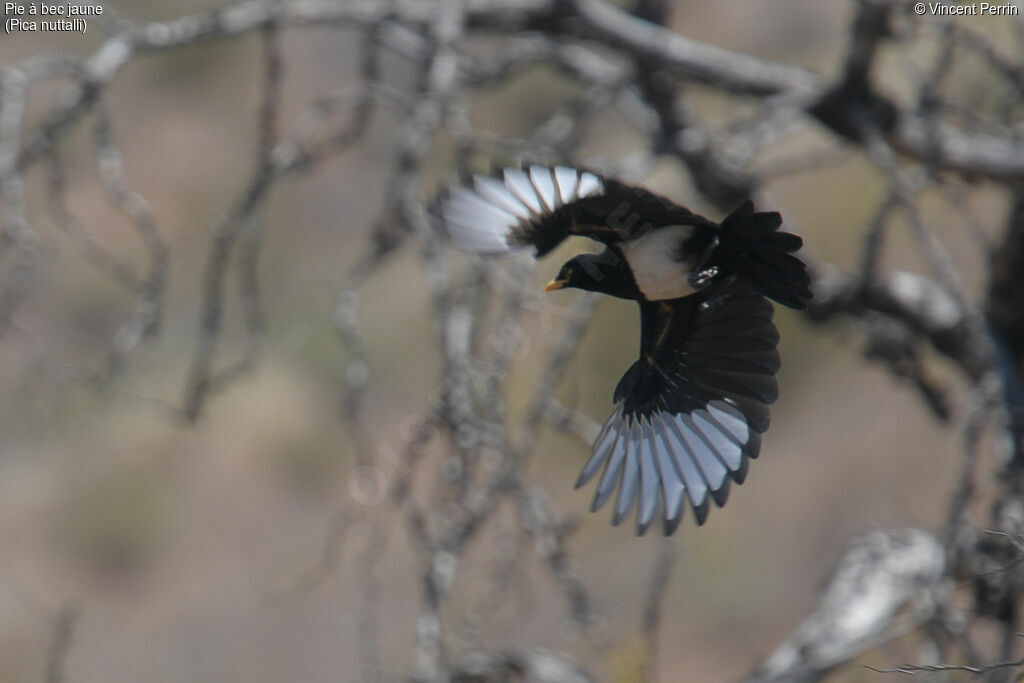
474 176 531 219
616 225 697 300
439 165 604 254
554 166 580 203
529 165 558 211
575 399 755 534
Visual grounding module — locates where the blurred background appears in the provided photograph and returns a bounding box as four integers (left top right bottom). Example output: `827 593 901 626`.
0 0 1021 681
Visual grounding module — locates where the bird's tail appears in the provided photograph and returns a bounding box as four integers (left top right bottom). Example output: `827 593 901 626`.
716 201 812 310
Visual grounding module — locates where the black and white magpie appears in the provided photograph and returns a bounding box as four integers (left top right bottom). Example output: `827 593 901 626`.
435 165 811 535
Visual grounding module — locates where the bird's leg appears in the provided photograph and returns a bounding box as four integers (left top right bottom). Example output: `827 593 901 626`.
687 235 720 290
700 274 737 311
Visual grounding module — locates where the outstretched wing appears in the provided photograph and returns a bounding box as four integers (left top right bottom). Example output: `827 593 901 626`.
575 282 780 535
436 165 718 257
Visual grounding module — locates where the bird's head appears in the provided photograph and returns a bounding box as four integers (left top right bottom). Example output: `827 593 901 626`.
545 252 641 300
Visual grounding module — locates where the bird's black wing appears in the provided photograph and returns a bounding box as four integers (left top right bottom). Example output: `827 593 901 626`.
575 281 780 535
436 165 718 257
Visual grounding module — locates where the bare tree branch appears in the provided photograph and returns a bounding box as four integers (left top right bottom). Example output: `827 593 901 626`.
4 0 1024 681
745 529 946 683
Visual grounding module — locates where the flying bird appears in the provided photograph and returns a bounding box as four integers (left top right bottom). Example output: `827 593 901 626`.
435 165 811 535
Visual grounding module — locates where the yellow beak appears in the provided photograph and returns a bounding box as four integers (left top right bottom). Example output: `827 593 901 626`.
545 279 568 292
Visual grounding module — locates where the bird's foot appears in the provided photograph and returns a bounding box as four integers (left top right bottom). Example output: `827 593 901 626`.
699 274 737 311
688 265 719 290
688 235 722 292
690 235 720 280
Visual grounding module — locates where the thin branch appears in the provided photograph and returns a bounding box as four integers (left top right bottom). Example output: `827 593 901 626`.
865 653 1024 676
44 603 79 683
641 540 675 683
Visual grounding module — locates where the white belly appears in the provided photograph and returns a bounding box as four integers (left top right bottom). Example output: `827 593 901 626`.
617 225 696 301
